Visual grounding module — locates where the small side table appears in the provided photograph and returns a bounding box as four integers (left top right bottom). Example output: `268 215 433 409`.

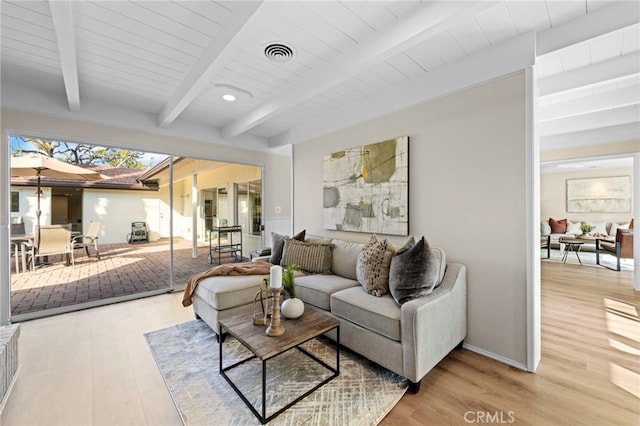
559 238 584 265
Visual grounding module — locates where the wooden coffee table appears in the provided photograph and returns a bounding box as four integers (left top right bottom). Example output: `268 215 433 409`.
219 305 340 424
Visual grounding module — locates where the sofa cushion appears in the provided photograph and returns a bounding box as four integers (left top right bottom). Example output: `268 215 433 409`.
389 236 444 305
331 287 401 341
305 234 333 244
193 275 265 311
379 246 395 289
356 235 389 296
270 230 305 264
549 218 567 234
295 274 359 310
281 239 332 274
331 239 364 280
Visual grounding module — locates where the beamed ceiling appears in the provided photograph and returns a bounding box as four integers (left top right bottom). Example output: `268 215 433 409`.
1 1 639 153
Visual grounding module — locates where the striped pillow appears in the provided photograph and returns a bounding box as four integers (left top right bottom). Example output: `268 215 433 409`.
281 239 333 274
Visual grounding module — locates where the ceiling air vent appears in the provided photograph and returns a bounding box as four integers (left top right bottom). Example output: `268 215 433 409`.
264 43 294 63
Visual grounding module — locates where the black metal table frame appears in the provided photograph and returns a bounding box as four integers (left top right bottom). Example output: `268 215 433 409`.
560 240 584 265
218 325 340 424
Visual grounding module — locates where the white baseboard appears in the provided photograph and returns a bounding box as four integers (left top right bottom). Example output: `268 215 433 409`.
463 343 529 372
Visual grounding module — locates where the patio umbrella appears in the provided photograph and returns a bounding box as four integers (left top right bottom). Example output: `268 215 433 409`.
10 154 103 229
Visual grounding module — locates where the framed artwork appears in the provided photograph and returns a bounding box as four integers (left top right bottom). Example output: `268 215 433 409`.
323 136 409 235
566 176 631 213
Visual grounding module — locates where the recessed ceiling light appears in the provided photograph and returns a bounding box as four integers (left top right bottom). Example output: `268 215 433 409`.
212 84 252 102
264 42 295 63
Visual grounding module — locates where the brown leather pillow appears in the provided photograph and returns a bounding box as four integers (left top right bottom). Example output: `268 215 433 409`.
549 218 567 234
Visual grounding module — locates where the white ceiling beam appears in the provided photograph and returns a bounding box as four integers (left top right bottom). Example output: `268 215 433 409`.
49 0 80 113
540 123 640 151
539 85 640 122
222 1 496 140
538 53 640 96
537 1 640 56
539 105 639 136
158 1 271 128
269 31 536 147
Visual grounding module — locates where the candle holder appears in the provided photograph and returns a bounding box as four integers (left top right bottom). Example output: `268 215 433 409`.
266 288 285 337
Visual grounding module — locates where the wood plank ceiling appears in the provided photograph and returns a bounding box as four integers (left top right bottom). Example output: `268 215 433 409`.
1 1 638 151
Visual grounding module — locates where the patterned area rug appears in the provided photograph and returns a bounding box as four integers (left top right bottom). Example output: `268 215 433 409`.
145 320 407 425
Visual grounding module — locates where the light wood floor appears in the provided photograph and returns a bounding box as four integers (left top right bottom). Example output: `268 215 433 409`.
2 262 638 425
383 262 639 425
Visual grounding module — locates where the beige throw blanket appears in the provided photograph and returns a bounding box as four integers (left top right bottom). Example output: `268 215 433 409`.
182 261 273 307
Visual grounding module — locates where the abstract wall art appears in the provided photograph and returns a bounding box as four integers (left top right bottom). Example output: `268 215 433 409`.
566 175 631 213
323 136 409 235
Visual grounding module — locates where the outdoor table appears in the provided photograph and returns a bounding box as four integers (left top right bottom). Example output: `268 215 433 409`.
10 234 34 273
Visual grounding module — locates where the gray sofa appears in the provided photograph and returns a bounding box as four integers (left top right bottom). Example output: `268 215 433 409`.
189 235 467 393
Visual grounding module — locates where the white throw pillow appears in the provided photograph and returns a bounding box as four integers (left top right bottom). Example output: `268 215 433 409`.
566 220 581 234
609 222 630 236
586 221 607 235
541 221 551 235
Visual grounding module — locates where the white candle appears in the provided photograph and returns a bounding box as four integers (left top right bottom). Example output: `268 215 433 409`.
270 265 282 289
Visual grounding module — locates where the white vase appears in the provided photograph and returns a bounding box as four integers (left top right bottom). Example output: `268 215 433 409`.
281 298 304 319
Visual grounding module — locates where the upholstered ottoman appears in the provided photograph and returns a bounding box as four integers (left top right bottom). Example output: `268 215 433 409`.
191 275 266 339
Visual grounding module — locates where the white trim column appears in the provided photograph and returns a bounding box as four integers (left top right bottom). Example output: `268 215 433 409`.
526 66 541 372
192 173 198 258
1 131 10 325
634 152 640 291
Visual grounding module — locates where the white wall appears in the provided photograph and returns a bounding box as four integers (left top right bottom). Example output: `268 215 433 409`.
541 167 634 226
9 186 51 233
294 72 529 367
83 189 160 245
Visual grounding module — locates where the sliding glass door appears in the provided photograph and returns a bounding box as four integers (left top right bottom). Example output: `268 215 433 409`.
8 136 174 320
8 136 264 321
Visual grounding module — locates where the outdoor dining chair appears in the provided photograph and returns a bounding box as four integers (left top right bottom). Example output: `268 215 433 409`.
73 220 101 260
10 222 26 273
23 224 74 271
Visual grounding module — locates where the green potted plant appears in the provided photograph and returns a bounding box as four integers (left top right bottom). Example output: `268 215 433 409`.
580 223 595 235
281 264 304 319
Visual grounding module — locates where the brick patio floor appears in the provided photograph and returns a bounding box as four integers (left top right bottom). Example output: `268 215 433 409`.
10 238 240 316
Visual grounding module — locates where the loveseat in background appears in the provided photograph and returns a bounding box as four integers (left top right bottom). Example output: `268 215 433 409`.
541 218 633 252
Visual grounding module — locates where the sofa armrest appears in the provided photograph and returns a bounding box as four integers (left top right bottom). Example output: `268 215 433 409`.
251 255 271 263
400 263 467 383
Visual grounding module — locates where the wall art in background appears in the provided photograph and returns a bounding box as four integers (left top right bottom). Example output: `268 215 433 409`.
323 136 409 236
566 175 631 213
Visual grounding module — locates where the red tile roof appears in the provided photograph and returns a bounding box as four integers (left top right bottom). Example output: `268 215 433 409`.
10 166 157 191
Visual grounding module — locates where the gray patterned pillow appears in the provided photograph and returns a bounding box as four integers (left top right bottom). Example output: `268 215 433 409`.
356 235 389 296
389 236 438 305
281 239 332 274
270 230 305 264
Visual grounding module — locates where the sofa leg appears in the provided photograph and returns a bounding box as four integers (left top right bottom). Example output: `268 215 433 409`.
408 380 421 394
456 340 464 350
194 313 201 320
216 332 226 344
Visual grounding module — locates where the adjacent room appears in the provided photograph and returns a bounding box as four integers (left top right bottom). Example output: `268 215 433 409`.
1 1 638 425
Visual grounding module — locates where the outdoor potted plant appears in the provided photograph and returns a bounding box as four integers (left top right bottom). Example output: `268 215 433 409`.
281 264 304 319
